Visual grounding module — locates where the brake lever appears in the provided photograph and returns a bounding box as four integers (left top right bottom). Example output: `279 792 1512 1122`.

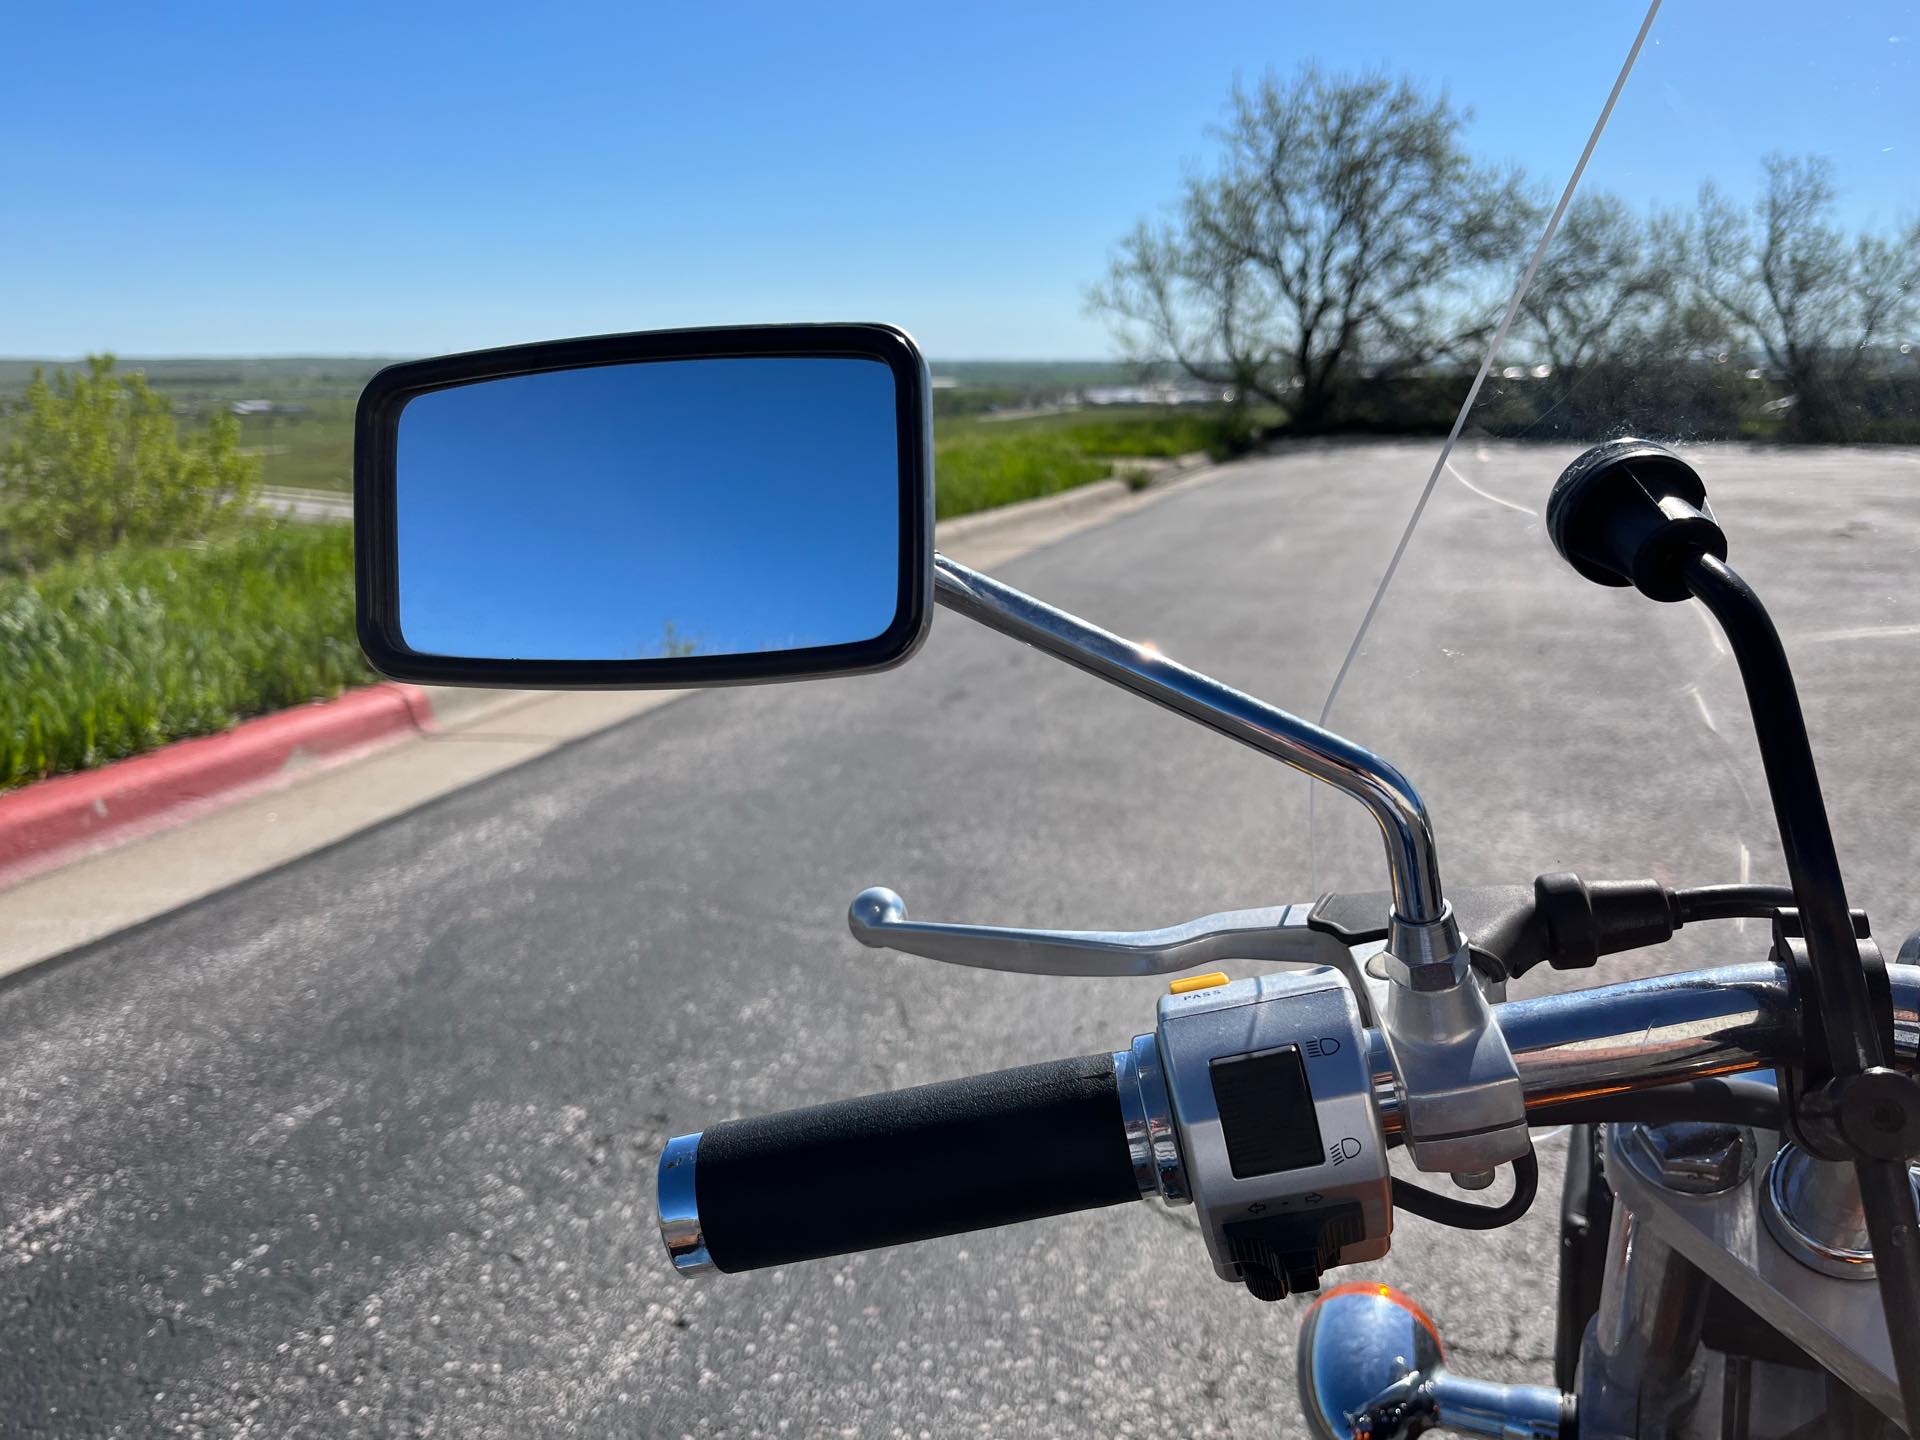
848 888 1373 999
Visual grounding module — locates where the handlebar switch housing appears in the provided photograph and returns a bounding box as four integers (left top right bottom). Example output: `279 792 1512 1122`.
1153 970 1390 1296
1224 1202 1367 1301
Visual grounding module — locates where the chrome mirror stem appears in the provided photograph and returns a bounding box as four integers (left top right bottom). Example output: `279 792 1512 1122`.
928 553 1528 1174
932 552 1443 924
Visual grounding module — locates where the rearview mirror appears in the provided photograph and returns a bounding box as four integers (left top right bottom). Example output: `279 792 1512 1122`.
354 324 932 687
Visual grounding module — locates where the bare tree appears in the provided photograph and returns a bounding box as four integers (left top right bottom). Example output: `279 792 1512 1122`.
1690 153 1920 438
1089 67 1532 431
1516 193 1669 376
1093 218 1282 406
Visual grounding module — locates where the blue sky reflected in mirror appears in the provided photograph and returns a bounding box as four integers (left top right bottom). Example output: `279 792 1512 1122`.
395 357 901 660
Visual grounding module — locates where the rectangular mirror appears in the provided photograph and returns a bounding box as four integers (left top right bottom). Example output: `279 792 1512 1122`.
354 324 932 687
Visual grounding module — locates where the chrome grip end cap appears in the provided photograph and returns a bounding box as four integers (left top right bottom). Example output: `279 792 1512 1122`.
658 1131 713 1276
1116 1035 1189 1204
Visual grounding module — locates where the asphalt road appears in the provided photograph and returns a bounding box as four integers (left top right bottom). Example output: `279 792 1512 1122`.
4 440 1918 1437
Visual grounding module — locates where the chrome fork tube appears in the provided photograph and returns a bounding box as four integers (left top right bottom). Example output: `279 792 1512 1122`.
1579 1202 1711 1438
1596 1207 1708 1381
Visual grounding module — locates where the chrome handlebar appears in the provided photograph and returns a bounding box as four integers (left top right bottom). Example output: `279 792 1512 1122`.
1372 960 1920 1132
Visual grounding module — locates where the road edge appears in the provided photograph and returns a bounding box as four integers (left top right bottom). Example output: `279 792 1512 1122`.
0 683 439 888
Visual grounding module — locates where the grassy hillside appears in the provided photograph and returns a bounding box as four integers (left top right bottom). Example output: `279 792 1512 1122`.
1 357 1191 495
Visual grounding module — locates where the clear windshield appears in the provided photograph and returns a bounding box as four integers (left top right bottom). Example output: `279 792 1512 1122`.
1315 8 1920 967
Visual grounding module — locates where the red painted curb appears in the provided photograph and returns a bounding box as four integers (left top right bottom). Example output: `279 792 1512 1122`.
0 682 435 880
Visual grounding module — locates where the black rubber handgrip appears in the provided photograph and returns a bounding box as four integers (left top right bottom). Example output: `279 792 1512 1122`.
695 1052 1139 1272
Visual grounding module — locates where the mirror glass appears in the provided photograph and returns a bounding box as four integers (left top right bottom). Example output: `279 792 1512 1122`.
393 357 904 662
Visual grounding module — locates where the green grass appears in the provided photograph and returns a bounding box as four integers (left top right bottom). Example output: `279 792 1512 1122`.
938 405 1145 441
1059 411 1244 457
231 395 357 491
933 432 1112 519
930 406 1272 517
940 404 1267 457
0 522 370 789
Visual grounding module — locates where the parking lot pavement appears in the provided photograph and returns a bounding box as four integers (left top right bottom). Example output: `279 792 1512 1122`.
3 440 1915 1436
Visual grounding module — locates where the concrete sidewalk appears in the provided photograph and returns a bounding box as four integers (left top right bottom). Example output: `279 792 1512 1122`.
0 461 1224 978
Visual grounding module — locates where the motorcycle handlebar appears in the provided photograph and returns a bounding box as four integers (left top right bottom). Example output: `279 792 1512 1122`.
660 963 1920 1276
660 1052 1142 1275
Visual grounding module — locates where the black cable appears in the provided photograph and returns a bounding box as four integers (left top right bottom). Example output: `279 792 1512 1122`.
1392 1149 1538 1231
1526 1077 1782 1131
1483 877 1798 979
1669 883 1796 927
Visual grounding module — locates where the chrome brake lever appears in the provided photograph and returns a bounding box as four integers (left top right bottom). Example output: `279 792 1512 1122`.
848 887 1370 990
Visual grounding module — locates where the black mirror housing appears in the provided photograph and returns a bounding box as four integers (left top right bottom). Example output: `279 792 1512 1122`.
354 323 933 689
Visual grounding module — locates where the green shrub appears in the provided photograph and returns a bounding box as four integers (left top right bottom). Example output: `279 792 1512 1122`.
1 355 262 571
0 521 368 789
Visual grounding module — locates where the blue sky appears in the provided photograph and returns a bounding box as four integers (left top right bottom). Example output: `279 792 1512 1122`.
3 2 1912 359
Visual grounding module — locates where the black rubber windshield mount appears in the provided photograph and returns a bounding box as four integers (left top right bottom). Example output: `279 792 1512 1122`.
1546 437 1727 602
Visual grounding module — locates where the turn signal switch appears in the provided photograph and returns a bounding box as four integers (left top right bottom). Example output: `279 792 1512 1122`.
1121 969 1391 1300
